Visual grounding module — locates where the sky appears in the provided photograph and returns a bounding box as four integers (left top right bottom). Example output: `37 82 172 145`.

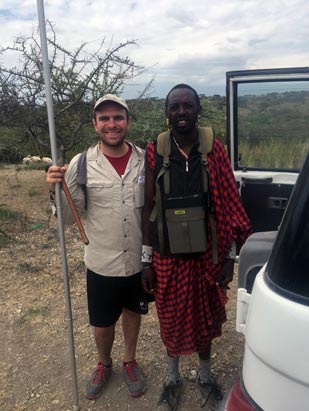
0 0 308 99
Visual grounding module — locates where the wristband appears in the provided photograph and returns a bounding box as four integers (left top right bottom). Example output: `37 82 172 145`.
141 245 153 263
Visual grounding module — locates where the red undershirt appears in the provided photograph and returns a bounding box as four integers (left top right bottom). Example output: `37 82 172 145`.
104 144 132 176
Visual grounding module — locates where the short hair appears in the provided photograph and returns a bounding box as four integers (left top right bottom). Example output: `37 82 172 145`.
165 84 201 109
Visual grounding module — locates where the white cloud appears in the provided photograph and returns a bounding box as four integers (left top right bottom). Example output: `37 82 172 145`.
0 0 308 97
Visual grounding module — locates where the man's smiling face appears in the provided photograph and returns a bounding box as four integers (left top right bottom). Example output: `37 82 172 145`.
93 103 131 148
166 88 201 134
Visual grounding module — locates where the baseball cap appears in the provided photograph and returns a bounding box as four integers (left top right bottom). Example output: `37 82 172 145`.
94 94 129 113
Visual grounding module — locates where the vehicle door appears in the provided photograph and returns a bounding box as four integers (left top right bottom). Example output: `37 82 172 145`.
226 67 309 233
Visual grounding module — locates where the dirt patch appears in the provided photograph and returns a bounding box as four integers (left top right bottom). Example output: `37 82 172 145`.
0 165 244 411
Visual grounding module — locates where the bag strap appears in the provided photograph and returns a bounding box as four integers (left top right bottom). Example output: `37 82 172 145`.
197 127 218 264
150 131 171 255
197 127 214 193
156 131 171 194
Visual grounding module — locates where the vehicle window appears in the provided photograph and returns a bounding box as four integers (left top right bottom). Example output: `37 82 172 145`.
266 153 309 304
237 81 309 170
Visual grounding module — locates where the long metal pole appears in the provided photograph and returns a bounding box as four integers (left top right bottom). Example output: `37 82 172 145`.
36 1 80 409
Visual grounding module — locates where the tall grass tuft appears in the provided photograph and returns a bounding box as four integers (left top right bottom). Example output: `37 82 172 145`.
239 137 309 169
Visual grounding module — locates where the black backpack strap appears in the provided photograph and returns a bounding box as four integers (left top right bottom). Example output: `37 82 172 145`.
197 127 218 264
156 131 171 194
150 131 172 255
198 127 214 194
76 150 88 209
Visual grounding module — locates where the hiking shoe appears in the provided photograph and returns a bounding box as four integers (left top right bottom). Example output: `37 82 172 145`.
197 375 223 405
122 360 146 398
84 361 112 400
156 380 183 411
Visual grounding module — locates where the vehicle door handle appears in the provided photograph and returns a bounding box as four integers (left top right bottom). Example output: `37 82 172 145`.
268 197 288 209
236 288 251 335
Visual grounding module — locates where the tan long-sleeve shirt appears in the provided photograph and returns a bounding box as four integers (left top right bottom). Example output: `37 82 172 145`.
61 142 145 277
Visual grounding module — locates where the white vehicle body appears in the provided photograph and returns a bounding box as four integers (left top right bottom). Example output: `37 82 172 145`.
237 268 309 411
220 67 309 411
220 150 309 410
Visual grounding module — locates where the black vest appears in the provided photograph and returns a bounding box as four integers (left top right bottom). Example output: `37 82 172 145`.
152 139 205 255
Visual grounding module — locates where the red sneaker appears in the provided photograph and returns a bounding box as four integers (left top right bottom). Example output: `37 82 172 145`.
84 361 112 400
122 360 146 398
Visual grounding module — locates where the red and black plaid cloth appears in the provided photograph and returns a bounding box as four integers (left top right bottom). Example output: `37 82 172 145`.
147 139 252 356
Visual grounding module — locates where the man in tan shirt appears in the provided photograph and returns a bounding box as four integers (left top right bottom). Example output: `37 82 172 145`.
47 94 146 400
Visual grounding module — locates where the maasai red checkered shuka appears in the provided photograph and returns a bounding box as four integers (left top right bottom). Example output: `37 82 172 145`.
147 138 252 356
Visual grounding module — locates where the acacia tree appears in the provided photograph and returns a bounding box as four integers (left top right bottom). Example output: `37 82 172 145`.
0 22 149 163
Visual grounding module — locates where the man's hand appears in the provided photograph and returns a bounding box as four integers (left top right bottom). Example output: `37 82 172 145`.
141 267 156 294
46 165 67 192
217 258 235 288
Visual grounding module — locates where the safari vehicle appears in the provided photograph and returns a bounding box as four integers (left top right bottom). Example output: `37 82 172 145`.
226 67 308 235
219 67 309 411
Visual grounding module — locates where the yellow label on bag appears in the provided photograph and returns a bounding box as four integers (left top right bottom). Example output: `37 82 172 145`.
175 210 186 215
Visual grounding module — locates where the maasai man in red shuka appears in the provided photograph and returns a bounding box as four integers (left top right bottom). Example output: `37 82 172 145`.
141 84 252 411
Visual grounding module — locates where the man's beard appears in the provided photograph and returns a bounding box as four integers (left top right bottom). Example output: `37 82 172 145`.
99 135 125 147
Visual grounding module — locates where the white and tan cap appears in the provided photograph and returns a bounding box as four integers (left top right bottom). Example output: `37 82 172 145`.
94 93 129 113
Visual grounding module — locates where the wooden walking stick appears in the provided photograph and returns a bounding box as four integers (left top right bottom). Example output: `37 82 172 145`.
46 163 89 245
61 180 89 245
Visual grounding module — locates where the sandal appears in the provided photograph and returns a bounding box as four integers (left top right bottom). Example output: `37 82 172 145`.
197 375 223 407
